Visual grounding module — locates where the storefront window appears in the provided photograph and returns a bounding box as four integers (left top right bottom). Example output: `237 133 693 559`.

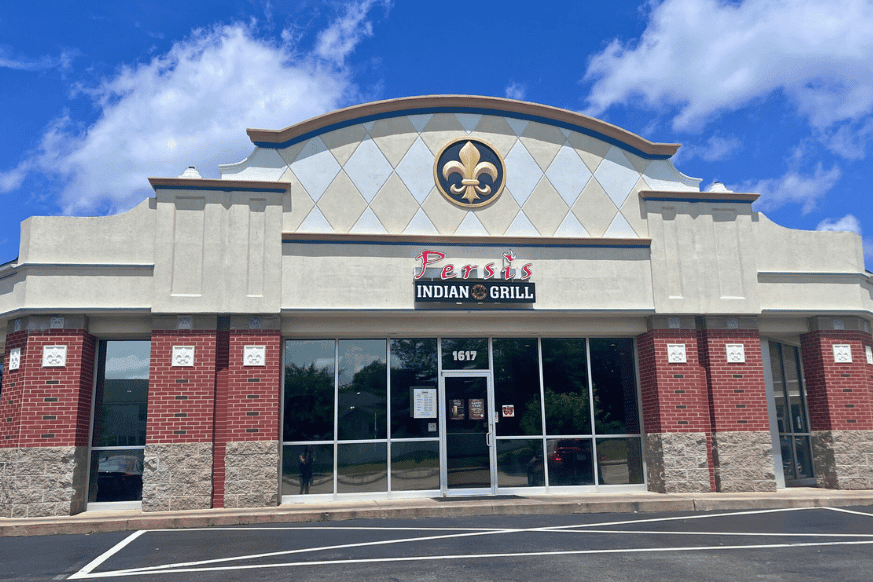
390 339 438 438
492 339 541 437
337 340 386 441
590 338 639 435
769 341 814 483
541 339 592 435
283 340 335 442
88 341 150 504
441 338 488 370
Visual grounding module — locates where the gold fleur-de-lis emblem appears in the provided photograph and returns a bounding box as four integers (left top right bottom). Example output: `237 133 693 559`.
435 138 505 209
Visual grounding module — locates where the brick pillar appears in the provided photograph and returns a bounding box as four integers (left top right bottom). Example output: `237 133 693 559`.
698 321 775 492
0 318 95 517
219 322 281 508
142 322 217 512
800 324 873 489
638 320 713 493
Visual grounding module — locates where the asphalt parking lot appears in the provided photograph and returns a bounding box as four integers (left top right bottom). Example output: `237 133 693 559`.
4 506 873 581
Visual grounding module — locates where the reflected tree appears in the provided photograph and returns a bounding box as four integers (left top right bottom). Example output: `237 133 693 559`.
283 363 334 441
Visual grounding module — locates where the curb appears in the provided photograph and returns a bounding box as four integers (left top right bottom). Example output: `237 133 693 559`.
3 492 873 537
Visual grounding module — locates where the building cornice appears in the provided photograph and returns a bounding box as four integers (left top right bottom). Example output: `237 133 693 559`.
247 95 681 160
639 190 759 203
148 177 290 193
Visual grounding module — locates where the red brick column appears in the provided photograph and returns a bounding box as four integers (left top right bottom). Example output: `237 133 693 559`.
142 329 217 511
218 329 281 508
800 330 873 489
637 328 713 493
0 325 95 517
698 328 775 492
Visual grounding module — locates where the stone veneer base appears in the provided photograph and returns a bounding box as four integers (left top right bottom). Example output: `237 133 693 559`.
0 446 88 518
812 430 873 489
711 431 776 492
142 442 214 512
223 440 280 508
644 432 711 493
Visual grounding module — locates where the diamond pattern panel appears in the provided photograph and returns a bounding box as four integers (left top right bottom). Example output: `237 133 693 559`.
317 171 368 232
283 172 314 232
369 116 418 167
322 124 367 166
520 122 564 171
505 142 544 206
477 189 520 235
455 113 481 133
567 131 609 174
290 137 341 202
603 213 638 238
350 207 388 234
395 137 436 204
594 146 641 208
470 116 518 157
421 188 467 234
620 177 649 238
523 178 569 237
545 145 592 206
369 173 420 233
404 208 439 235
343 138 394 203
505 212 540 237
572 178 618 237
554 212 590 237
454 212 489 236
297 206 333 232
420 114 466 155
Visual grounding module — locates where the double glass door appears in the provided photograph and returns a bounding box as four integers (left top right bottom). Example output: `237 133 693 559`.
442 373 496 494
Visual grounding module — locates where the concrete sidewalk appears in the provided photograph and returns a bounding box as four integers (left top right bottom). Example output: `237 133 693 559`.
3 488 873 537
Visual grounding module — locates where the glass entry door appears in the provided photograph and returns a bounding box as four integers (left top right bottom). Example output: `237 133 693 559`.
442 373 495 494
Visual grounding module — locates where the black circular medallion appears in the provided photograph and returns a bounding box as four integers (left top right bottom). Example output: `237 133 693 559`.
434 138 505 209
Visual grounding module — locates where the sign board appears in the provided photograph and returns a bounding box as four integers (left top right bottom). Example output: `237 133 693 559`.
415 280 535 303
411 387 437 419
468 398 485 420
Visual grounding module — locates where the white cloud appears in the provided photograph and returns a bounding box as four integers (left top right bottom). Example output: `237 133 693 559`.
0 47 75 72
735 163 841 214
106 354 150 379
505 82 527 101
584 0 873 134
674 134 741 163
816 214 862 235
315 0 390 64
0 3 386 215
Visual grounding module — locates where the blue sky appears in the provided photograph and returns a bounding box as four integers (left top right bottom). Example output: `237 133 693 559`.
1 0 871 268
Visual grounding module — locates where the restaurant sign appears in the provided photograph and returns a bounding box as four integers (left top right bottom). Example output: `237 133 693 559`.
414 250 535 304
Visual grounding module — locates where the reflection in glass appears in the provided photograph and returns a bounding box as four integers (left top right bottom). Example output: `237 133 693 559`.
794 436 814 480
88 449 144 502
497 439 544 487
780 436 794 479
783 345 808 433
770 343 788 433
283 341 335 441
338 340 387 440
493 339 542 437
596 438 644 485
541 339 591 435
590 339 639 435
445 376 490 489
337 443 387 493
282 444 334 495
391 441 440 491
441 338 488 370
92 341 150 447
546 438 593 485
390 339 438 438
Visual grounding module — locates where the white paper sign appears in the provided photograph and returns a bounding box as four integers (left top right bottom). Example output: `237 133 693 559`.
412 387 437 419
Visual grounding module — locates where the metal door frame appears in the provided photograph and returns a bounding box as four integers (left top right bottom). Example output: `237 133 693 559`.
439 370 496 496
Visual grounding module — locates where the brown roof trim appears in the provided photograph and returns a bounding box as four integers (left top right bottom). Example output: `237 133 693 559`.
282 232 651 248
149 177 290 193
639 190 759 203
248 95 680 159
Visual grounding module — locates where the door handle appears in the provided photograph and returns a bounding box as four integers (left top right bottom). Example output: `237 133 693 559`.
486 431 492 448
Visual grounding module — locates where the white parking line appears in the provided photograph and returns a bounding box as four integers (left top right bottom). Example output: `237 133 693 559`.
70 539 873 579
824 506 873 517
68 530 146 580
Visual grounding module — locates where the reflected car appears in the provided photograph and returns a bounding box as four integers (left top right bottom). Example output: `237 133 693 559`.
547 439 592 485
96 455 143 501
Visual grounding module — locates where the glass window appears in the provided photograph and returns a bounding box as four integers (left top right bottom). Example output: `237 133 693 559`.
283 340 335 442
596 437 644 485
337 340 387 441
769 341 813 484
590 339 640 435
391 441 440 491
441 338 488 370
337 443 387 493
88 341 150 503
390 339 438 438
541 339 591 435
282 444 334 496
546 438 594 486
493 339 542 437
497 439 544 487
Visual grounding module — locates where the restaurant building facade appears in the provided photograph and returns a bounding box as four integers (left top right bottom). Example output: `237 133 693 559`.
1 95 872 517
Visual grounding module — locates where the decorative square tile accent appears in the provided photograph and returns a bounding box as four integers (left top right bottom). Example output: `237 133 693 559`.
172 346 195 367
42 345 67 367
726 344 746 363
50 316 64 329
667 344 687 364
13 319 21 332
9 348 21 371
833 318 845 330
244 345 267 367
833 344 852 363
726 318 739 329
177 316 192 330
249 317 262 330
669 317 681 329
866 345 873 365
864 321 871 333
